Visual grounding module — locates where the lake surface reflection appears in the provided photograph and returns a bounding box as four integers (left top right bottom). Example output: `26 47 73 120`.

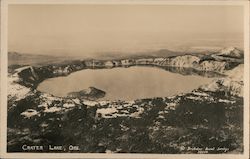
37 66 214 100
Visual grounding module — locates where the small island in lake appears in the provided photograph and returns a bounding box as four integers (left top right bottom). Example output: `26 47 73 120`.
67 87 106 100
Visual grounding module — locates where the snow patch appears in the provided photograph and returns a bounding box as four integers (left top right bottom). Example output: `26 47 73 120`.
20 109 39 118
83 100 98 106
96 107 118 118
218 99 236 104
72 98 81 105
8 73 32 101
63 103 76 108
192 92 209 96
44 107 62 113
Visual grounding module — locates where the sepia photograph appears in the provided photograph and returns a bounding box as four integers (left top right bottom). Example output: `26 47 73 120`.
1 0 249 158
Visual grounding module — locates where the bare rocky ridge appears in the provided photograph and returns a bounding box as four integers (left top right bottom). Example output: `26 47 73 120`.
7 47 244 153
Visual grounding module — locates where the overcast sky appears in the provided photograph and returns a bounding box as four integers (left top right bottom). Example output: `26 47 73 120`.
8 4 244 57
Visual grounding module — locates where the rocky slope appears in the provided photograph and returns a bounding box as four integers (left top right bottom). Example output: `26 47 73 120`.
7 47 244 153
201 64 243 97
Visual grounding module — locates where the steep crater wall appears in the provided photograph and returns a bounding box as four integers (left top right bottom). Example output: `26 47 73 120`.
14 52 242 90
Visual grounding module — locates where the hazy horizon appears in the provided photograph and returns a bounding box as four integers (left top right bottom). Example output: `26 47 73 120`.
8 4 244 57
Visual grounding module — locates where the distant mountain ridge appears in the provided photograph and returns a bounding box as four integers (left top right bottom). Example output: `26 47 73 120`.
8 47 243 68
8 52 73 66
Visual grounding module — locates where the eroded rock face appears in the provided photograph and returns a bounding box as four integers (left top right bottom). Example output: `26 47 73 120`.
7 47 244 153
217 47 244 58
201 64 244 97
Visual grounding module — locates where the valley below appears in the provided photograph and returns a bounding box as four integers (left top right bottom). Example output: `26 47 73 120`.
7 47 244 153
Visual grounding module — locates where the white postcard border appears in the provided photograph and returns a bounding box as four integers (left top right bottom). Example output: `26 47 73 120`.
1 0 249 159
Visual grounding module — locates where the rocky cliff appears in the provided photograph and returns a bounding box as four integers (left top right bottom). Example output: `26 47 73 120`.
201 64 244 97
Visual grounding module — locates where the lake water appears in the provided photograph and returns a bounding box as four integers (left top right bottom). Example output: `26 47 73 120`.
37 66 213 100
